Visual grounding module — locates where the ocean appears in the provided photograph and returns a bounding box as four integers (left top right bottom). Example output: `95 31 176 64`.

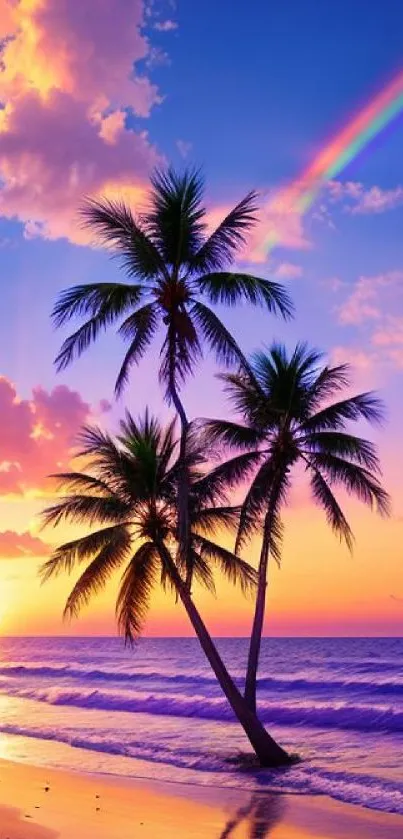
0 636 401 815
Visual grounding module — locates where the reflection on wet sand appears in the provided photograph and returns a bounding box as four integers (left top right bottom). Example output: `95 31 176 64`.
219 794 285 838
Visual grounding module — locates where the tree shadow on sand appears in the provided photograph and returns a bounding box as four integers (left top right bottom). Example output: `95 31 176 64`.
218 793 285 838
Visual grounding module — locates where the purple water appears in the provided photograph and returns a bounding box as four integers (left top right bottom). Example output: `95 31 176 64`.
0 636 401 814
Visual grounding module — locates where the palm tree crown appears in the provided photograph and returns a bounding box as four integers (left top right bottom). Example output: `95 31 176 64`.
203 342 390 555
53 168 293 403
40 411 256 641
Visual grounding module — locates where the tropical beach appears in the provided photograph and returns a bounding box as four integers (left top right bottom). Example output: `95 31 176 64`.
1 758 403 839
1 1 403 836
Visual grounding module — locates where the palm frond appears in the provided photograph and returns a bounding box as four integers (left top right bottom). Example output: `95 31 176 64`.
300 431 381 472
190 192 258 272
302 392 385 432
191 301 246 368
115 303 159 396
39 524 130 582
193 451 264 506
198 273 293 318
159 312 202 396
217 370 276 428
47 472 115 497
142 167 206 265
200 418 265 451
41 495 129 529
52 282 144 328
188 549 216 596
76 426 139 501
116 542 160 643
306 364 351 410
54 315 110 372
308 453 390 515
80 198 167 280
309 468 354 550
193 535 257 596
236 457 290 552
63 527 132 620
191 506 241 536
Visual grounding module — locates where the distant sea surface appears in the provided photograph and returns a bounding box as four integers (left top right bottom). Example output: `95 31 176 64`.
0 636 402 814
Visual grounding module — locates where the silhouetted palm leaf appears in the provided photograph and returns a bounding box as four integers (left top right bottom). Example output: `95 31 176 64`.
41 412 257 641
53 167 292 396
64 526 133 619
116 542 160 641
202 342 389 710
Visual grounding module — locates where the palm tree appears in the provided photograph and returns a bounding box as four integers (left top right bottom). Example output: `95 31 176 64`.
52 168 293 586
40 411 291 767
202 343 390 713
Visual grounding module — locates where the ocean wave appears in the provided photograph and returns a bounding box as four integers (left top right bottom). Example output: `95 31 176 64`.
0 721 402 815
3 684 403 733
1 663 402 698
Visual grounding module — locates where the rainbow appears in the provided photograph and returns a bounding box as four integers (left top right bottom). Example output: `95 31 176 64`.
260 70 403 255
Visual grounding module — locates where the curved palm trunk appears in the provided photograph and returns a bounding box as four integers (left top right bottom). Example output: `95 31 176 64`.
158 542 290 767
244 522 271 713
244 468 285 714
167 334 192 591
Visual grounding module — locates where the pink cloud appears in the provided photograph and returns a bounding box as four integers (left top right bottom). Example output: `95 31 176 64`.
327 180 403 215
0 0 166 243
321 277 346 293
0 376 99 496
247 192 311 263
0 531 50 558
338 272 403 326
273 262 303 279
331 346 376 372
207 193 311 266
372 317 403 347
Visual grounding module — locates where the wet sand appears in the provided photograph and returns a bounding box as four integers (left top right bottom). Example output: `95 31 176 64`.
0 757 401 838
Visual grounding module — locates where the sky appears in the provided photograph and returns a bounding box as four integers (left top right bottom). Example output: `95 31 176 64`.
0 0 402 637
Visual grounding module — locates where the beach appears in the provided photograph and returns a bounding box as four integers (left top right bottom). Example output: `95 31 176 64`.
0 637 401 814
0 757 402 839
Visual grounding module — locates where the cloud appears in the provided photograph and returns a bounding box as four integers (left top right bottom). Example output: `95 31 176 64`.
247 191 311 263
338 272 403 326
390 594 403 604
0 376 100 496
336 272 403 372
327 180 403 215
321 277 346 293
331 346 376 372
154 19 178 31
273 262 303 279
0 0 168 243
176 139 192 159
0 530 50 558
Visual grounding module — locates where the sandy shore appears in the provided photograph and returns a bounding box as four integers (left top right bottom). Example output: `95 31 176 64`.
0 757 401 838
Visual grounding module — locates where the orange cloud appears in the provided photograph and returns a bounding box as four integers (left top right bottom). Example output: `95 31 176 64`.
0 376 107 496
0 0 164 242
0 530 50 558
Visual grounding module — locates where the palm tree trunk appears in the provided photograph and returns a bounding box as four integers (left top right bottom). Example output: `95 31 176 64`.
157 541 290 767
167 335 192 590
244 521 271 713
244 462 286 713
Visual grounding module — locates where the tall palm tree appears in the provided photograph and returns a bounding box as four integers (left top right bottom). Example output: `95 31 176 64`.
40 411 291 767
52 168 293 587
202 343 390 713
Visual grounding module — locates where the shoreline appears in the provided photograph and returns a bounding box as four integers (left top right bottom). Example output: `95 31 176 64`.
0 758 402 838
